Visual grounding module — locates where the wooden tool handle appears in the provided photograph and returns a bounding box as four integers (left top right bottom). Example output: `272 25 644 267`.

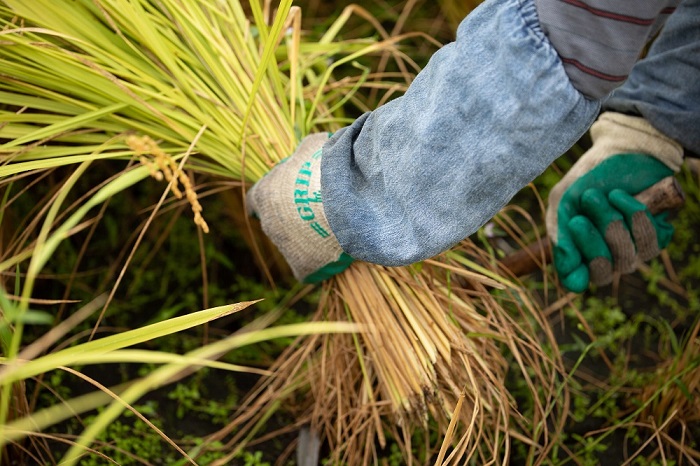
500 176 686 277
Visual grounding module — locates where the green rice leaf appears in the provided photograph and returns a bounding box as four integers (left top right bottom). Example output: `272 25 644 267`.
0 103 127 150
0 301 260 385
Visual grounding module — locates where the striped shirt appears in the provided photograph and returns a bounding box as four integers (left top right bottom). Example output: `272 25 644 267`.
535 0 681 98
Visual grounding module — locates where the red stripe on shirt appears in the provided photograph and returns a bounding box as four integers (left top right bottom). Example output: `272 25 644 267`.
562 0 658 26
561 57 629 82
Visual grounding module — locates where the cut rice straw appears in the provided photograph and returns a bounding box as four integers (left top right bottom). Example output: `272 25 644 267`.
212 245 565 464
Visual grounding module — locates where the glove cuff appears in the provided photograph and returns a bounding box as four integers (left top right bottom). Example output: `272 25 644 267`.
246 133 350 283
591 112 684 172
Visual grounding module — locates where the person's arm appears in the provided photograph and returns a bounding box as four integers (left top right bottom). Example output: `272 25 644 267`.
247 0 681 283
320 0 678 267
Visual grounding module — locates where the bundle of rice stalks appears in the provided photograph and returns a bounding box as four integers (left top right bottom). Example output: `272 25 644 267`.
215 239 566 464
0 0 567 463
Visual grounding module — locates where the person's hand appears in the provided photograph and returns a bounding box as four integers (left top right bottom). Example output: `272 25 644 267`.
246 133 353 283
546 112 684 292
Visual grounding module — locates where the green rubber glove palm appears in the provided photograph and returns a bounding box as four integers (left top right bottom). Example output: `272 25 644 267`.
246 133 353 284
547 113 684 292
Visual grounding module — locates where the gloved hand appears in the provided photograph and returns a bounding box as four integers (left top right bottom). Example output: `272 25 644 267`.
546 112 684 292
246 133 353 284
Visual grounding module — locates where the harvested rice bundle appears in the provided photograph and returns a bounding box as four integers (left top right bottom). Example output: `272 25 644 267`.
0 1 565 463
210 238 565 464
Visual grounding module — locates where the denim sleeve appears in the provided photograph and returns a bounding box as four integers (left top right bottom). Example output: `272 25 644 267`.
536 0 681 98
320 0 601 266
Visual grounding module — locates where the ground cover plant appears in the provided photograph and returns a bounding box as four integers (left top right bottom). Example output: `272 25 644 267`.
1 0 699 465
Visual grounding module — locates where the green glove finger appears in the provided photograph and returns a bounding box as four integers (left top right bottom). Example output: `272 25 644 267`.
553 154 674 292
552 228 583 278
579 189 636 274
568 215 614 287
607 189 675 262
608 189 657 262
556 252 590 293
579 188 623 230
557 155 674 229
559 264 590 293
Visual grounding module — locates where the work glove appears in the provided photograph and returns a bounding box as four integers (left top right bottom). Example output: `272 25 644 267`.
246 133 353 284
546 112 684 292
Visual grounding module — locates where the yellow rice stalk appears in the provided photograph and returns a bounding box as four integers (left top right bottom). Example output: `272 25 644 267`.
0 1 566 463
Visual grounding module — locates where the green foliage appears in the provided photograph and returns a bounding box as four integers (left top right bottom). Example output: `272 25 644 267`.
165 369 238 426
386 442 405 466
78 403 171 465
76 401 233 465
235 450 271 466
634 459 677 466
570 433 609 466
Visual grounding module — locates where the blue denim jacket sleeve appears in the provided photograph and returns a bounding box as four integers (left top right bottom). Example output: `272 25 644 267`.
320 0 601 266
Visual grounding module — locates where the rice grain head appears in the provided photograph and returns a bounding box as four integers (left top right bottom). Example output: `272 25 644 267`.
128 134 209 232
